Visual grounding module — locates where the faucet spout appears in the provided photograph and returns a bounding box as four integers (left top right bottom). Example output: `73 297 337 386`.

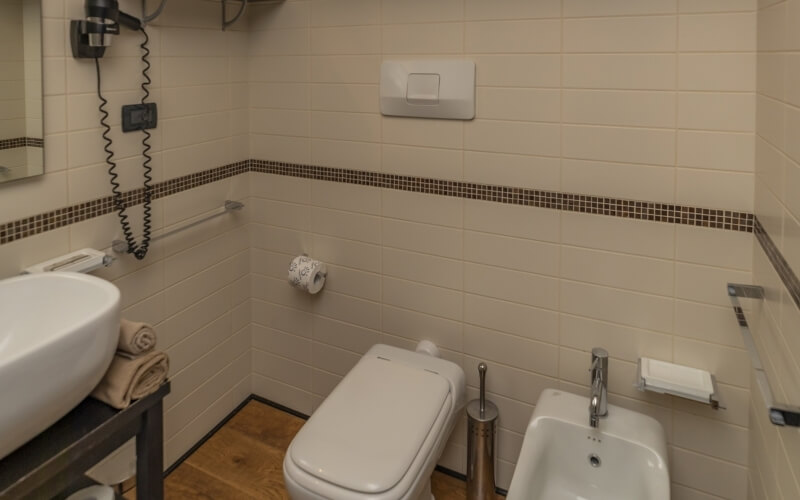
588 348 609 428
589 394 600 428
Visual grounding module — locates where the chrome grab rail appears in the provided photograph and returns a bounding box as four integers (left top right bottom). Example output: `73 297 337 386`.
112 200 244 253
727 283 800 427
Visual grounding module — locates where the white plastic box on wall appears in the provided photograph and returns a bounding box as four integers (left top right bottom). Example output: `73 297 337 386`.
380 60 475 120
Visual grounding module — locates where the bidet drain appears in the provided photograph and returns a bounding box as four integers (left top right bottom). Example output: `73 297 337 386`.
588 453 601 468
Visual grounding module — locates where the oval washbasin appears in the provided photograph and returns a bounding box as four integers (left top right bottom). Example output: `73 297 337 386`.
507 388 670 500
0 272 120 460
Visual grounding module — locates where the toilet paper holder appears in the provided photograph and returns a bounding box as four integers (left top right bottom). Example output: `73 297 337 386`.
288 255 327 294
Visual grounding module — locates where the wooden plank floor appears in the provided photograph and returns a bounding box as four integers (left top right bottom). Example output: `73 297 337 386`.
127 400 504 499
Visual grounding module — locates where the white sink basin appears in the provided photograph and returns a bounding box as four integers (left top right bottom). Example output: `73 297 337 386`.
507 388 669 500
0 272 120 459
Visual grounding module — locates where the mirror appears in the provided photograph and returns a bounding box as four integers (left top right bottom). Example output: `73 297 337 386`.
0 0 43 183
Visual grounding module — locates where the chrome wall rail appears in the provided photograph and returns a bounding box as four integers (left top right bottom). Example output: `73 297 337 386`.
112 200 244 254
727 283 800 427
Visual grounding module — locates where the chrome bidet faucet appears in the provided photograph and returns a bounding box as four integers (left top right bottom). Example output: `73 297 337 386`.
589 347 609 428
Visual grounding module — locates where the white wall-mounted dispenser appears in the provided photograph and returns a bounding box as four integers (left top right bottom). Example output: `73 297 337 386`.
22 248 113 274
380 60 475 120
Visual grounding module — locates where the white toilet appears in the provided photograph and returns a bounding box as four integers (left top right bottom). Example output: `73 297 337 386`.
283 343 466 500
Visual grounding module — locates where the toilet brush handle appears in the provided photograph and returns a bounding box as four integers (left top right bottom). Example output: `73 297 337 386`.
478 362 487 416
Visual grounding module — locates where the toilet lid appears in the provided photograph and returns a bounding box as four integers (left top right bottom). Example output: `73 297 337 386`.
290 355 450 494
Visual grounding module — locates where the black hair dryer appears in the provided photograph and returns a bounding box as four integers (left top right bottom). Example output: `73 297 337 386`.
71 0 142 58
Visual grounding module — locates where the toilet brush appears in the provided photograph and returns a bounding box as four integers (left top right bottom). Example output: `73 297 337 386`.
466 362 498 500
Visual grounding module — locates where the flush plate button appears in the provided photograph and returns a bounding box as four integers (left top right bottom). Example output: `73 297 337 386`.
406 73 440 105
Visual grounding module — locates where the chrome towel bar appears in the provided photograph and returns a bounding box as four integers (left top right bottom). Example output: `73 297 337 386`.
727 283 800 427
112 200 244 254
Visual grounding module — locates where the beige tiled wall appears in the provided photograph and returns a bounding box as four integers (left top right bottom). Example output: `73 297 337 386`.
248 1 758 496
749 1 800 499
0 0 783 496
0 0 251 467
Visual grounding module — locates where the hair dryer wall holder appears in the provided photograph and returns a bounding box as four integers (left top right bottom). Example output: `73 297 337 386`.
70 1 143 59
70 20 116 59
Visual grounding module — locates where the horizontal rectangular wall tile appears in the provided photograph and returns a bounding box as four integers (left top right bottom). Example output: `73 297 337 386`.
679 93 756 132
464 230 559 277
560 314 673 363
382 218 462 259
561 246 675 296
563 125 676 166
465 0 561 20
563 16 677 53
383 247 463 290
463 151 560 191
464 120 560 157
464 293 559 345
563 54 676 90
464 262 560 310
473 54 561 88
562 90 676 128
465 20 561 53
464 325 559 377
382 23 463 54
382 305 462 352
475 88 560 123
311 138 381 171
383 276 463 322
382 144 463 181
677 130 754 172
560 280 674 333
679 53 756 92
679 12 756 52
564 0 677 17
561 159 675 203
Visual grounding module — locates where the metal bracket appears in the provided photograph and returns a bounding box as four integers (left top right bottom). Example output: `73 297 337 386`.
141 0 169 26
728 283 800 427
222 0 248 30
221 0 286 30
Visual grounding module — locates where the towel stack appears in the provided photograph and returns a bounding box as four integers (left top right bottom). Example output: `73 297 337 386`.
91 319 170 410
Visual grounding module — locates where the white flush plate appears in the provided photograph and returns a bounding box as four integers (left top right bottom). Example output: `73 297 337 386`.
380 60 475 120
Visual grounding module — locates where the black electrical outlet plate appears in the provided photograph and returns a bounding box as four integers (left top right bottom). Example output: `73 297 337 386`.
122 103 158 132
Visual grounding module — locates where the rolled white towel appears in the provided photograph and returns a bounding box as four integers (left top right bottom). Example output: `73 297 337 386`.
117 319 156 355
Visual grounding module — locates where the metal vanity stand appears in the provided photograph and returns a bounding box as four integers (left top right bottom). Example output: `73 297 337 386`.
0 382 170 500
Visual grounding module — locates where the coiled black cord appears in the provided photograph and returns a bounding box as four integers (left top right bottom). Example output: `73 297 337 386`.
94 27 153 260
137 27 154 258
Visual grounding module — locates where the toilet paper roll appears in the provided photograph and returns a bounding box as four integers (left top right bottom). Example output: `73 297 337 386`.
288 255 327 294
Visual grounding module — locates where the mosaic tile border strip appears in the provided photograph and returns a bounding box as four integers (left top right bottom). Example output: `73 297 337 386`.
0 159 756 246
0 137 43 150
0 160 248 245
250 160 755 232
754 217 800 310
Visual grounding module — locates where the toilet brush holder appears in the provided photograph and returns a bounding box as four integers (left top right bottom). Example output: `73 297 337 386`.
466 362 498 500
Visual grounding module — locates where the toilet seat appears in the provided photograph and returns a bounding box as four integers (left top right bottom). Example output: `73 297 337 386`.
284 344 466 500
